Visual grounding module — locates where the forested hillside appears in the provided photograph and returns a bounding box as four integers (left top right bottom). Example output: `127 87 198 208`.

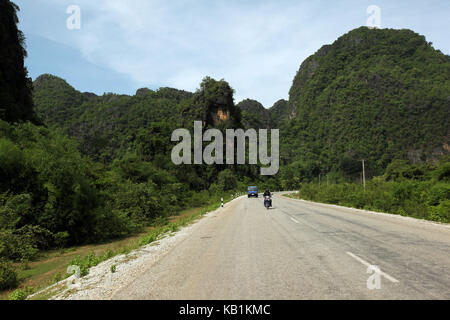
30 27 450 197
269 99 289 128
34 74 194 162
32 27 450 196
238 99 271 129
281 27 450 181
237 98 289 130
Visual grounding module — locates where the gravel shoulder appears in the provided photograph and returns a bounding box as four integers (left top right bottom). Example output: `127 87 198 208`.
29 199 241 300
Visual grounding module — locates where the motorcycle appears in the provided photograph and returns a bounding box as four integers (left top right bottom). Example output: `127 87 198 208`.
264 195 272 210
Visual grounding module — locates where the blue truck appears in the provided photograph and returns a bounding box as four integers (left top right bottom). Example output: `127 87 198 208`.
247 186 258 198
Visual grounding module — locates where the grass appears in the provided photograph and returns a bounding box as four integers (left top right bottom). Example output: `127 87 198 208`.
0 197 230 300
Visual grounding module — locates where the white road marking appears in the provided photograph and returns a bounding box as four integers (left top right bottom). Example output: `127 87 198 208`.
346 251 399 283
290 217 299 224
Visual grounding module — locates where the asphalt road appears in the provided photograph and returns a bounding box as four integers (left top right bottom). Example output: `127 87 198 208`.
112 193 450 299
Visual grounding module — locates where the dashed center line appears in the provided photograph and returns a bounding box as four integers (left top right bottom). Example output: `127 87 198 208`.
279 205 398 285
290 217 299 224
346 251 399 283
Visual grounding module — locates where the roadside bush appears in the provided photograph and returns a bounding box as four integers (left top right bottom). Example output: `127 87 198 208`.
429 200 450 223
53 231 70 248
189 190 210 207
296 163 450 223
0 261 18 290
53 271 62 283
218 169 237 191
0 193 33 229
138 230 159 246
151 216 168 227
68 250 116 278
16 225 53 250
208 183 222 194
111 181 162 230
392 181 415 203
0 228 39 262
104 249 114 260
435 162 450 181
8 287 34 300
426 183 450 206
0 139 33 195
402 200 429 220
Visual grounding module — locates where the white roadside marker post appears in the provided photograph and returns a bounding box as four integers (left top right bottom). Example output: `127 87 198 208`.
221 198 224 207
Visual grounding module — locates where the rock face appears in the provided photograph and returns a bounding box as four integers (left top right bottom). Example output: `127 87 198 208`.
216 107 230 122
205 106 231 127
0 0 37 124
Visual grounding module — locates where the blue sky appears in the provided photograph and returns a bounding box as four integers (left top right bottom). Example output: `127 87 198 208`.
14 0 450 107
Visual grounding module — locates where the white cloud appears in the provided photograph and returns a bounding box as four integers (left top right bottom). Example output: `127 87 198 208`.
48 0 326 106
16 0 450 107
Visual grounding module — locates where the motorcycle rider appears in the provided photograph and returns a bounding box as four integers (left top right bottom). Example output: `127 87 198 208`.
263 189 272 207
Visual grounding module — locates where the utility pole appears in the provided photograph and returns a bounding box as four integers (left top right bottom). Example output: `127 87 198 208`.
361 160 366 190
